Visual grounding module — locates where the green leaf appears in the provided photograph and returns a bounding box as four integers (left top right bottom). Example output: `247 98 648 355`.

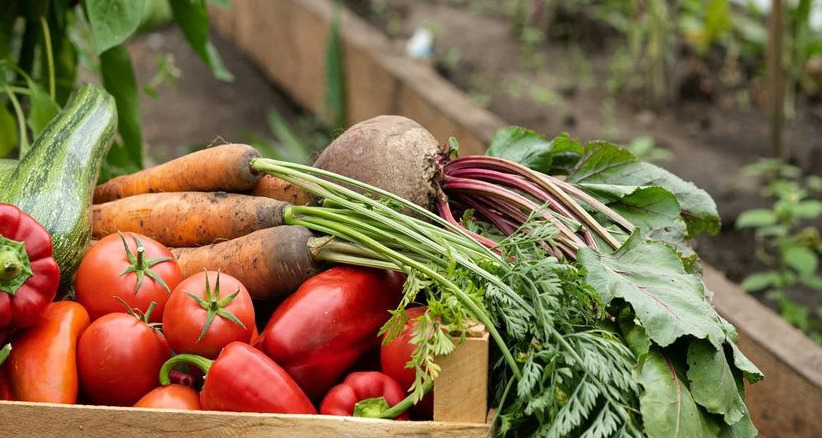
735 209 777 228
208 0 232 9
26 81 59 137
783 244 818 276
739 271 781 292
718 412 758 438
100 44 143 175
86 0 147 54
687 340 747 424
793 200 822 219
0 101 17 157
618 307 651 357
567 141 720 237
728 342 763 384
635 350 720 438
170 0 233 81
487 129 583 175
578 231 725 348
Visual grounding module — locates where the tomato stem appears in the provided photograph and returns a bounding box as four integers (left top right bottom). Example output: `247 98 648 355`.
159 353 213 386
188 272 246 344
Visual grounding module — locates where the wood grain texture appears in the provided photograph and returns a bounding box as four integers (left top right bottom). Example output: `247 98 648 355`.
0 401 489 438
434 332 489 423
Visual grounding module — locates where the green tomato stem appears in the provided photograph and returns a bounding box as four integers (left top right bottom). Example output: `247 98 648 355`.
0 343 10 367
159 354 213 386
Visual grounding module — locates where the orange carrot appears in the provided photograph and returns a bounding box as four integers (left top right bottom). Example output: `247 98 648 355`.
170 226 322 300
251 174 315 205
92 192 288 247
93 144 261 203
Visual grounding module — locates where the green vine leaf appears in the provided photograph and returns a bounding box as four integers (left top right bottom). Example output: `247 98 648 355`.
86 0 147 54
100 44 142 178
635 350 720 438
578 231 726 348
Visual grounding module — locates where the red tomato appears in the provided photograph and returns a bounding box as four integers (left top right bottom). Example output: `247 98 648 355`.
163 271 255 359
381 306 433 418
134 384 201 410
77 312 172 406
75 233 182 323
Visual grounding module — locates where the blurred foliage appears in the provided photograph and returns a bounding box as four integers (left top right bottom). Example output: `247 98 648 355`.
736 158 822 343
243 107 331 165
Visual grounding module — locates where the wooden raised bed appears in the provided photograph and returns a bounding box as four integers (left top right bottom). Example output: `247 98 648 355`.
207 1 822 437
0 333 491 437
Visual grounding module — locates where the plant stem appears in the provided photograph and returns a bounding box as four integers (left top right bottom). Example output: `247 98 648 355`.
377 380 434 419
40 17 55 100
4 86 28 154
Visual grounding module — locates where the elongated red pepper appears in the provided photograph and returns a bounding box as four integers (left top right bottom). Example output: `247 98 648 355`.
320 371 410 420
8 301 90 403
257 266 403 399
0 204 60 329
159 341 316 414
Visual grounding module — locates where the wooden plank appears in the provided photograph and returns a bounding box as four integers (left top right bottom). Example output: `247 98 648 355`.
705 265 822 438
434 332 489 423
0 401 489 438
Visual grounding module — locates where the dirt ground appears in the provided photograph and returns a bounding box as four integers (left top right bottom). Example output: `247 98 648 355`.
128 26 305 165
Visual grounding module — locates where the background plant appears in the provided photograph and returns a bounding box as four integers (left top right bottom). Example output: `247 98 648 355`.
736 158 822 341
1 0 231 180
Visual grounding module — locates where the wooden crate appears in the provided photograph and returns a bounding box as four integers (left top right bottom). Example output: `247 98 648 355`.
0 333 490 437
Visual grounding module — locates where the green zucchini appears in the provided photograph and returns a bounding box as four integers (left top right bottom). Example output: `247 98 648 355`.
0 159 16 187
0 84 117 283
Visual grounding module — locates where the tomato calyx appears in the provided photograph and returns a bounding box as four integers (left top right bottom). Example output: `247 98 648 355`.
117 232 175 296
0 235 33 296
187 271 247 343
114 296 163 331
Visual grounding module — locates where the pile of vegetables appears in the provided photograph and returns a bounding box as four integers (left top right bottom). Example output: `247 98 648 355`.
0 85 763 438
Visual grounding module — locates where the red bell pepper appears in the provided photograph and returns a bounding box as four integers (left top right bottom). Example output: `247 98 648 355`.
0 203 60 329
381 306 434 418
257 266 403 399
159 341 316 414
320 371 410 420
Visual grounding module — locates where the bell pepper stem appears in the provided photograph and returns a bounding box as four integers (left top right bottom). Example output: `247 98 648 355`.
0 235 33 295
376 379 434 419
0 343 10 367
354 397 391 418
159 353 214 386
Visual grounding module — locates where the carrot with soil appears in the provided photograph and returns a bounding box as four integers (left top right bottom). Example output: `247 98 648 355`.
93 144 262 203
92 192 289 247
251 175 314 205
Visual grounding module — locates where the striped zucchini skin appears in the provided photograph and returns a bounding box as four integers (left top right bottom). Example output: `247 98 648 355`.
0 84 117 283
0 159 16 187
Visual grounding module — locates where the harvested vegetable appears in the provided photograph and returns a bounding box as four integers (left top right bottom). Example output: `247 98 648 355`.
256 266 404 399
159 341 316 414
169 226 321 300
74 233 182 323
92 192 289 247
320 371 410 420
0 203 60 329
134 384 201 410
93 144 262 203
163 271 255 359
77 304 172 406
0 84 117 283
8 301 90 403
313 115 446 214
